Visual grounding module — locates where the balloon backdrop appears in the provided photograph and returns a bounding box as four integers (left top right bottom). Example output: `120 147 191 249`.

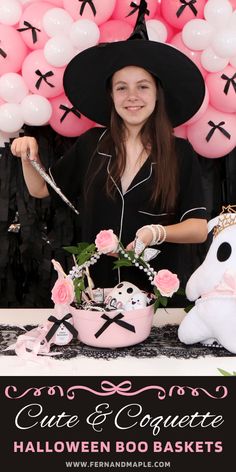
0 0 236 157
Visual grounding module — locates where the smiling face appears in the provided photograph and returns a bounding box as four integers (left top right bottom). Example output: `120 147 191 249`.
111 65 157 131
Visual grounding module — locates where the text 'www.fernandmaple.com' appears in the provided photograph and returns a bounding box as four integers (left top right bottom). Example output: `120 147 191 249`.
65 461 171 468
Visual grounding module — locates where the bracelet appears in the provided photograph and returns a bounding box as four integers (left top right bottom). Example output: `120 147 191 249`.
152 224 167 245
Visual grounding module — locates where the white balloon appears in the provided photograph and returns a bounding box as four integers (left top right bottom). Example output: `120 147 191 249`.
0 103 24 133
0 73 28 103
69 19 100 50
19 0 38 4
146 20 167 43
230 55 236 67
43 8 73 37
182 19 214 51
228 10 236 29
201 47 229 72
0 0 22 25
211 29 236 58
44 35 74 67
21 94 52 125
204 0 232 29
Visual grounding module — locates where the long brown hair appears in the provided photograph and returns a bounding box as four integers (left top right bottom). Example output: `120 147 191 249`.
85 80 178 211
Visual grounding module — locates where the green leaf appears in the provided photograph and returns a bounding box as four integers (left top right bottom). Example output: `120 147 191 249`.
154 299 160 312
159 296 168 307
63 245 81 255
184 304 194 313
113 258 133 268
73 277 85 304
177 287 185 296
153 287 160 297
76 243 96 266
218 368 236 376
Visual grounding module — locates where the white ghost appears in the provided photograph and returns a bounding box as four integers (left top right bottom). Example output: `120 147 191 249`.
178 210 236 353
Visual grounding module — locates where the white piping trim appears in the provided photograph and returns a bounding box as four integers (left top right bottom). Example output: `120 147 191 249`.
180 207 207 222
124 163 155 195
138 210 172 217
107 157 125 284
97 129 112 157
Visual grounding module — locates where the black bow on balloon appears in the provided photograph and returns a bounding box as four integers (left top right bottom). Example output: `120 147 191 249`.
59 104 82 122
35 70 55 90
78 0 97 16
127 0 150 18
17 21 41 44
176 0 198 18
221 73 236 95
206 121 231 142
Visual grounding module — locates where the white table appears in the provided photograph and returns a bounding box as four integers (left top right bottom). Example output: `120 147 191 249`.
0 308 235 376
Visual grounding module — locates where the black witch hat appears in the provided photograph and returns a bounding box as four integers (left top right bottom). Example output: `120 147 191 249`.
63 0 205 127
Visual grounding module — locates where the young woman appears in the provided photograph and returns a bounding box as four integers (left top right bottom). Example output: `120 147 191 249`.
11 1 208 293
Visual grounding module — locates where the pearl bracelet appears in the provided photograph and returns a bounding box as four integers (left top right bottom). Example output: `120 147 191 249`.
137 224 166 246
153 224 166 245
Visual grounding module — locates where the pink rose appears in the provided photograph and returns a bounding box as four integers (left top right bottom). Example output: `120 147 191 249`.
51 278 75 305
153 269 180 297
95 229 119 254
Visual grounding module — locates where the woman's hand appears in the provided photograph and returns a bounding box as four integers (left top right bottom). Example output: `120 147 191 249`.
11 136 39 162
126 226 154 254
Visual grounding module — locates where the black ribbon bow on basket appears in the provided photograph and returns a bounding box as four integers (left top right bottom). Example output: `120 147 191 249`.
95 313 136 339
46 314 78 342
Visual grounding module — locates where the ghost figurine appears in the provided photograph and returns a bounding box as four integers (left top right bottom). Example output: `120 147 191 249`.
124 292 148 311
105 282 142 310
178 208 236 354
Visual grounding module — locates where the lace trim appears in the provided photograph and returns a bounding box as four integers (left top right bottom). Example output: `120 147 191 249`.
0 324 234 361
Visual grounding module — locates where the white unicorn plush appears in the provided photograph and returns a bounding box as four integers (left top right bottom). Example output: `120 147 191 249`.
178 206 236 354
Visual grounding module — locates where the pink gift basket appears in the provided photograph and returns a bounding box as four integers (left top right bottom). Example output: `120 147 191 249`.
11 229 180 356
73 304 154 349
61 229 180 349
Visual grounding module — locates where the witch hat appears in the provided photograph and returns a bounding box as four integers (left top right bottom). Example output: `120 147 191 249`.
63 0 205 127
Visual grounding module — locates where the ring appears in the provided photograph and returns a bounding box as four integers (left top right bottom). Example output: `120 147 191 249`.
134 237 145 255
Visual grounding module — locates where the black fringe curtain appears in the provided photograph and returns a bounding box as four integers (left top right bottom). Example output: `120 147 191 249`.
0 125 79 307
0 124 235 307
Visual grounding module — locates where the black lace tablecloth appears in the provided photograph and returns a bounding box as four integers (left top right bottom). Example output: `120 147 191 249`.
0 324 235 361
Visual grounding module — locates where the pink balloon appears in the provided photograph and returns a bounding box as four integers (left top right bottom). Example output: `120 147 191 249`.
22 49 64 98
49 93 94 137
185 86 209 125
46 0 63 5
112 0 157 26
0 24 28 74
206 65 236 113
63 0 116 25
18 1 52 50
99 20 133 43
161 0 206 30
187 106 236 158
229 0 236 8
170 32 207 79
173 124 187 139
